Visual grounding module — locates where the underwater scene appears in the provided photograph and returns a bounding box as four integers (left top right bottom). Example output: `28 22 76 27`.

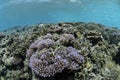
0 0 120 80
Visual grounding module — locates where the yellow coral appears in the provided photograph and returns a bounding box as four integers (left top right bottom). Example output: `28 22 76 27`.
118 42 120 47
106 61 115 69
85 62 93 71
76 32 82 38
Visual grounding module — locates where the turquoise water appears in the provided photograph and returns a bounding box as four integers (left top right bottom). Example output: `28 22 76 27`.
0 0 120 31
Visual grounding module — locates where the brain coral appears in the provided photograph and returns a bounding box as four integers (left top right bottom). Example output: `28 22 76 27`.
27 34 84 77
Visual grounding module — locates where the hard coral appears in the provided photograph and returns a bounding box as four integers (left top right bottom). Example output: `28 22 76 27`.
26 38 55 58
57 34 75 46
29 49 69 77
56 47 84 70
27 34 84 77
84 31 104 45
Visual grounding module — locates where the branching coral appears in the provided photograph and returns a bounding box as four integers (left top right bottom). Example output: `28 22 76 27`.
29 49 69 77
26 38 55 58
27 34 84 77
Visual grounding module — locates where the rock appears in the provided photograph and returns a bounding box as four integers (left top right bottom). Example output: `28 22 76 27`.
4 57 14 66
0 33 5 38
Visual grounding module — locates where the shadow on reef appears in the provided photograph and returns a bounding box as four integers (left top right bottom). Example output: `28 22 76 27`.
36 69 75 80
84 31 103 46
113 47 120 65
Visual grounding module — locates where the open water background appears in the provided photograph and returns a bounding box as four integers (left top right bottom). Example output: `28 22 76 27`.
0 0 120 31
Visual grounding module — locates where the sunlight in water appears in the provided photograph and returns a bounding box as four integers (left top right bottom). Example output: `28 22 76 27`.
0 0 120 31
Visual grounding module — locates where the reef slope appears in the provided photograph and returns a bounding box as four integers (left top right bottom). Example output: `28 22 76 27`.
0 22 120 80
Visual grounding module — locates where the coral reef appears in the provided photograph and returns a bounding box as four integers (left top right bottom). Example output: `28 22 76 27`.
27 34 84 77
0 22 120 80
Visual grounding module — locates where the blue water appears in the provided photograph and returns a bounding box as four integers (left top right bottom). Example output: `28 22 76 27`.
0 0 120 31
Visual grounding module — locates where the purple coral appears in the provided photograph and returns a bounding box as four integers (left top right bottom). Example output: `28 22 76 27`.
36 39 55 49
26 49 34 58
55 47 84 70
27 34 84 77
66 47 84 64
26 38 55 58
58 34 75 43
29 49 69 77
29 47 84 77
30 39 55 49
41 34 53 39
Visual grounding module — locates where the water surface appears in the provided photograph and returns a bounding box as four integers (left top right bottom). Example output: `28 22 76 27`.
0 0 120 31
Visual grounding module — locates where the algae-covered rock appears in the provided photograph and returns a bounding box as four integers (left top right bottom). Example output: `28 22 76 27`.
4 57 14 66
0 22 120 80
0 33 5 39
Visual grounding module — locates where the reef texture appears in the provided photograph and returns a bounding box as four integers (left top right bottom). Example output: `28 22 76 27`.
0 22 120 80
27 34 84 77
